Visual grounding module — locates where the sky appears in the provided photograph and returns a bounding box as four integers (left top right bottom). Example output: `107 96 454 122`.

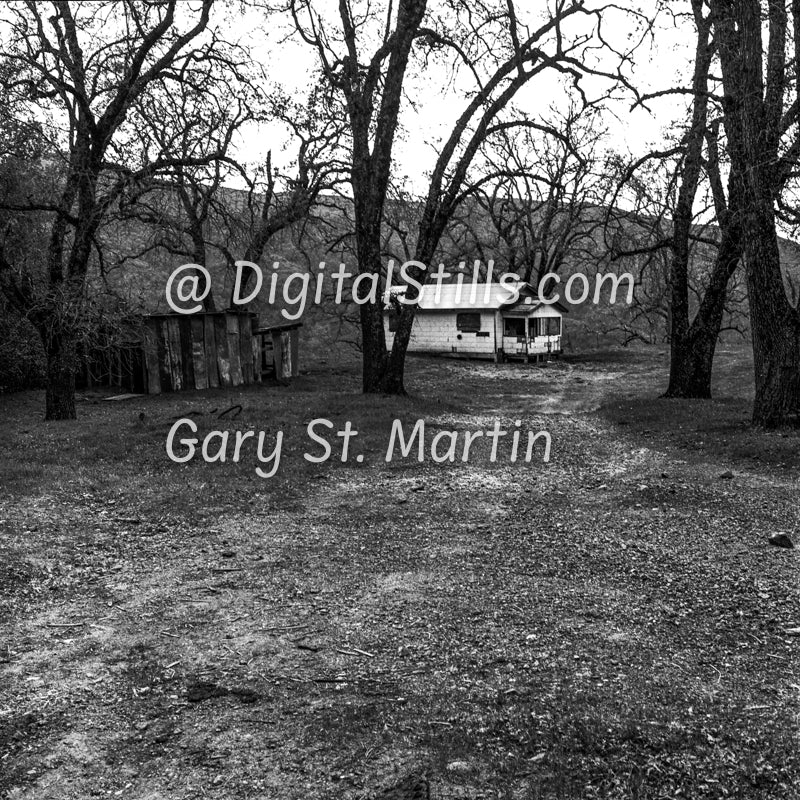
229 1 698 195
0 0 698 197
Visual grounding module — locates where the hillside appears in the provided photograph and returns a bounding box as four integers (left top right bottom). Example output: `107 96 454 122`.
92 189 800 354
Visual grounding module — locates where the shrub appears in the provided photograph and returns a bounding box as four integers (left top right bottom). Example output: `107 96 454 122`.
0 304 45 392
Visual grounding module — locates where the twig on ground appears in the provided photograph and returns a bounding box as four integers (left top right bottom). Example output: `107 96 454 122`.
336 647 375 658
46 622 86 628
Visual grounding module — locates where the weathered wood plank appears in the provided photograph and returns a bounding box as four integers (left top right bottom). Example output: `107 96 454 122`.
214 314 231 386
143 320 161 395
239 314 253 384
166 316 183 391
157 319 173 392
252 331 261 382
239 315 249 384
202 314 219 389
191 316 208 390
204 315 219 388
179 316 195 390
226 313 244 386
279 331 292 379
290 328 300 377
271 330 283 380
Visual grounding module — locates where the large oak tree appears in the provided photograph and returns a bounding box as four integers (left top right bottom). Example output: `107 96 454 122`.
708 0 800 426
0 0 240 419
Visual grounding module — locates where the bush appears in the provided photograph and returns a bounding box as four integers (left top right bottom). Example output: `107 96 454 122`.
0 304 45 392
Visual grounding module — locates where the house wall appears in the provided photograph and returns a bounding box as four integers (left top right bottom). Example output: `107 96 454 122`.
384 310 498 358
384 303 566 360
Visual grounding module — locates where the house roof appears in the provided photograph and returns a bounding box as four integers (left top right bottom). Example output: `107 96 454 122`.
500 289 570 315
386 281 568 313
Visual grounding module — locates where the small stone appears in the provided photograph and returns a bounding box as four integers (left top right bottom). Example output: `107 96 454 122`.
769 532 794 549
446 760 471 775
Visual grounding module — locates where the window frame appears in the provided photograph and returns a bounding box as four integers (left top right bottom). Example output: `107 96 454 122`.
546 317 561 336
456 312 482 333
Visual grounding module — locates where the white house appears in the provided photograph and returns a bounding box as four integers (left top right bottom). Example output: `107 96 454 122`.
384 281 567 362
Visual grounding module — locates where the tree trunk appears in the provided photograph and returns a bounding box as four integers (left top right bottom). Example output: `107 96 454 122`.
379 358 406 394
361 299 390 393
358 237 390 393
43 328 78 421
707 0 800 428
744 205 800 427
664 223 741 398
664 326 719 398
380 307 413 394
380 260 432 395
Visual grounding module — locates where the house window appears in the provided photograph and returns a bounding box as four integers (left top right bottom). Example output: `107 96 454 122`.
387 310 400 332
530 317 561 336
456 312 481 332
504 318 526 337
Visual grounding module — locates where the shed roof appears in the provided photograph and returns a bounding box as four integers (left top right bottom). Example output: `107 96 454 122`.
256 321 303 333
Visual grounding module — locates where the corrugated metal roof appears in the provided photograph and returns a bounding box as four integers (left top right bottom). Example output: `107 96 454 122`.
386 281 568 312
387 281 525 310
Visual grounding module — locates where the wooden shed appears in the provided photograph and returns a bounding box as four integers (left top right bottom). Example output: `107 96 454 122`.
142 311 259 394
256 322 302 381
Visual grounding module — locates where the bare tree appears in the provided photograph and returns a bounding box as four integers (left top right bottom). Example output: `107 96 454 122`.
613 0 743 398
230 87 349 306
110 79 345 316
474 104 612 285
287 0 651 394
105 50 258 311
0 0 241 419
708 0 800 426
